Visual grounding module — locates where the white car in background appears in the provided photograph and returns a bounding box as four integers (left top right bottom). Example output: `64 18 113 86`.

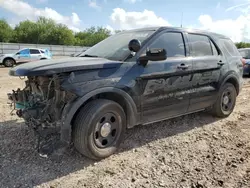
0 48 52 67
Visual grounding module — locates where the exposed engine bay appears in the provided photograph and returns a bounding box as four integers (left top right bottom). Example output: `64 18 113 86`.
7 74 76 156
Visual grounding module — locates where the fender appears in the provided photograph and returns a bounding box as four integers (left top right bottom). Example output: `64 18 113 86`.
218 70 241 94
60 87 139 145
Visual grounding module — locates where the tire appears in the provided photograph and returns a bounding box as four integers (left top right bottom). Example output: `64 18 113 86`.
72 99 126 160
3 58 15 67
210 83 237 118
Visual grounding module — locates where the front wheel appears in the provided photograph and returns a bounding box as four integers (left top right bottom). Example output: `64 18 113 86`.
3 58 15 67
72 99 126 160
210 83 237 118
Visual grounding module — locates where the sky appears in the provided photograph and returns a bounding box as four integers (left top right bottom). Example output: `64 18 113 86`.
0 0 250 42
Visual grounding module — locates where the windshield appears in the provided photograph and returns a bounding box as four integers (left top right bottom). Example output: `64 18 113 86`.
79 30 155 61
239 49 250 59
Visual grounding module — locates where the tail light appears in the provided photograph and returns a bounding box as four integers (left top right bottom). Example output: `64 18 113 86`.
241 58 246 66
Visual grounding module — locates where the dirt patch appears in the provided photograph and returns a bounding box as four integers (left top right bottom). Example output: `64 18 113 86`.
0 67 250 188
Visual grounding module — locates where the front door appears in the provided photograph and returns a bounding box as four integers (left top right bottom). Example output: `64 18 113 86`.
15 48 30 63
186 33 223 112
138 31 193 124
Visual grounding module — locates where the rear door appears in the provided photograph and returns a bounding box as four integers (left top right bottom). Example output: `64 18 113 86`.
187 33 223 112
139 31 193 123
30 49 42 61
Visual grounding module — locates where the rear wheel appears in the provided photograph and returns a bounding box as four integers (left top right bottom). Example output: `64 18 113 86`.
3 58 15 67
210 83 237 117
72 99 126 160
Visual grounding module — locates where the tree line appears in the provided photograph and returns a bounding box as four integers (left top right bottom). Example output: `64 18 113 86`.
0 17 250 48
235 42 250 49
0 17 120 46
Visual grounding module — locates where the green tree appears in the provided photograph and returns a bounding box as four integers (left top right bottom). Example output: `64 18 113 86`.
13 20 39 43
36 17 57 44
0 19 13 42
1 17 113 46
13 17 75 45
235 42 250 49
74 26 111 46
48 24 75 45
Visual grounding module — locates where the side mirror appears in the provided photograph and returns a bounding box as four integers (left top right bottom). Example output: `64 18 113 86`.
138 48 167 66
128 39 141 52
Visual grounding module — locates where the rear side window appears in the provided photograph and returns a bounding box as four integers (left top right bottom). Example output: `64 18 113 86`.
188 34 217 57
220 39 240 56
30 49 40 54
148 32 186 58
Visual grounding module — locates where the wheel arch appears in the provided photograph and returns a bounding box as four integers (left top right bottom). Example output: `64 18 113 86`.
60 87 139 145
3 57 16 64
219 71 240 95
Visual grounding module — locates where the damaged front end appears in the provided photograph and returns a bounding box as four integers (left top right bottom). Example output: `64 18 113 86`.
7 74 76 156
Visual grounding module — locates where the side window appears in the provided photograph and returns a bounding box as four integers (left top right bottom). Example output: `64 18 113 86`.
148 32 185 58
40 50 45 54
19 49 30 56
221 39 240 56
188 34 216 57
30 49 40 54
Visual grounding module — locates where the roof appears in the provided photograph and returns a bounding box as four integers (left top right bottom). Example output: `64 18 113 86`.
122 26 229 39
238 48 250 50
19 47 48 51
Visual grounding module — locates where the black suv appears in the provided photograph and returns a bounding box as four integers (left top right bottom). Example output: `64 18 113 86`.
8 27 244 159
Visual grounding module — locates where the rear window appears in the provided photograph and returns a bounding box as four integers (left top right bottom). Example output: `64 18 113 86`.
239 49 250 59
188 34 217 57
220 39 240 56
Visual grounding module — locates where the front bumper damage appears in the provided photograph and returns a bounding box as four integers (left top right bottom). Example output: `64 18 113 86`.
7 75 76 157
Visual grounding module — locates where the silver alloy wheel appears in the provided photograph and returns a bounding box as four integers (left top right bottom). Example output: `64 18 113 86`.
4 59 14 67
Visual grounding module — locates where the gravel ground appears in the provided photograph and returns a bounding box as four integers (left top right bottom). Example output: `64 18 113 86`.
0 67 250 188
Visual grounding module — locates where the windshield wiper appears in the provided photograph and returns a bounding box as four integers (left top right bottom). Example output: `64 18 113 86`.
80 54 99 58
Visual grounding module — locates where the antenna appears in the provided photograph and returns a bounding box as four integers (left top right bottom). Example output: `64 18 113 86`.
181 12 183 28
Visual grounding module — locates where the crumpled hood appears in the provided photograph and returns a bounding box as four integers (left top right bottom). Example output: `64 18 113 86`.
9 57 123 76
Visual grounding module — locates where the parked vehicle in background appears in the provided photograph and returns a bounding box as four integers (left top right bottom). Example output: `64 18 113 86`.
0 48 52 67
238 48 250 76
8 26 244 160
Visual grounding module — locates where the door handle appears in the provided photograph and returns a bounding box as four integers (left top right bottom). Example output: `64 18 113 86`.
218 61 224 66
177 64 189 70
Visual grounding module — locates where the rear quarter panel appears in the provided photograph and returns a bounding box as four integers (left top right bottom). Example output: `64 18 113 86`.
216 38 243 88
